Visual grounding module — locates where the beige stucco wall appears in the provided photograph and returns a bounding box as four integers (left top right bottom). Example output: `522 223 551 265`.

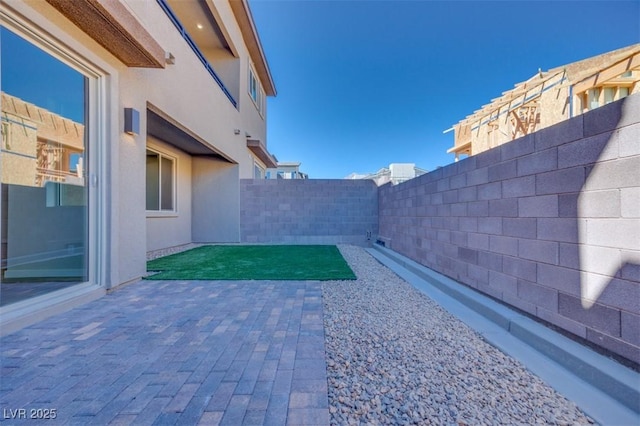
2 0 271 289
192 157 240 243
122 0 268 179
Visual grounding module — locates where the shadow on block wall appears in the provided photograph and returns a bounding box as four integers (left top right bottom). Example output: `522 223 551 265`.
378 93 640 365
574 96 640 360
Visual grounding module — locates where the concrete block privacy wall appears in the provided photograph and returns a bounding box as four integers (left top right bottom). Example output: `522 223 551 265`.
379 94 640 364
240 179 378 246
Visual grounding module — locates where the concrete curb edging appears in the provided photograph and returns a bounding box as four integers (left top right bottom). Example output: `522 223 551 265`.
367 244 640 423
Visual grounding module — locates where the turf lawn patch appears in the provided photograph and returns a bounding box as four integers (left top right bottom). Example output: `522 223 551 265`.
146 245 356 280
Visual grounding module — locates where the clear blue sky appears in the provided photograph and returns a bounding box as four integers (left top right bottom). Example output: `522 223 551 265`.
249 0 639 179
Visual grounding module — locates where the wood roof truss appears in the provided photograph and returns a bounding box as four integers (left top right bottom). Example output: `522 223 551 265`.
461 70 566 133
468 70 561 137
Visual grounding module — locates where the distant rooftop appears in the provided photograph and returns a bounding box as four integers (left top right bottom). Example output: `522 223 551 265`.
346 163 427 186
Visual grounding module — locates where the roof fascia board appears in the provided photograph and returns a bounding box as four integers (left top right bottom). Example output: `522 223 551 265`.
228 0 276 96
247 138 277 168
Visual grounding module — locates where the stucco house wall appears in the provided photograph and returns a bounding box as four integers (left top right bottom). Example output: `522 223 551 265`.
193 157 240 243
1 0 274 294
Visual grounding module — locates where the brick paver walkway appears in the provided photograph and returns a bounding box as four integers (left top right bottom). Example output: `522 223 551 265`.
1 280 329 425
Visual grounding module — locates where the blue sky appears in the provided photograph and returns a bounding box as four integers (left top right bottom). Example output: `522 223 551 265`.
249 0 639 178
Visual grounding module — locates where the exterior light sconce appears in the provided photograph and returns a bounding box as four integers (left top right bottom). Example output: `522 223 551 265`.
234 128 241 135
165 51 175 65
124 108 140 135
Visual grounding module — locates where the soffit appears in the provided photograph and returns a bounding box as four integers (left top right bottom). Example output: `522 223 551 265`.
45 0 165 68
247 139 277 168
147 107 234 162
166 0 230 52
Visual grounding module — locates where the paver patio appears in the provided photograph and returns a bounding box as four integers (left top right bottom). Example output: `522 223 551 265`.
0 279 329 425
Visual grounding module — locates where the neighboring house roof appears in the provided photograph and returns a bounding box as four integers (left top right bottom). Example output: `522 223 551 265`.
346 163 427 185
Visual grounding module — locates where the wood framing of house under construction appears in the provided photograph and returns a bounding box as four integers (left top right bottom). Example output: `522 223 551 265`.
447 44 640 160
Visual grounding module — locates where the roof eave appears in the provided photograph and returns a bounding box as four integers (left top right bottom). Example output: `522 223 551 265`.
44 0 165 68
229 0 277 96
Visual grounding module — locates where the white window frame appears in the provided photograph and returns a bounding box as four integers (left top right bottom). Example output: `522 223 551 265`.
145 147 177 216
248 64 265 118
254 161 265 179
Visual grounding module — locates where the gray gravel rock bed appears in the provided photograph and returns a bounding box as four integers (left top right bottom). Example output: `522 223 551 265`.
323 245 594 425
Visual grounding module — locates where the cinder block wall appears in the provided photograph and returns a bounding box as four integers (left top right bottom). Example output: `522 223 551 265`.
240 179 378 246
379 94 640 364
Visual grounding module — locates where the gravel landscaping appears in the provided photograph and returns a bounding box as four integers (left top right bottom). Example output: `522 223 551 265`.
323 245 595 425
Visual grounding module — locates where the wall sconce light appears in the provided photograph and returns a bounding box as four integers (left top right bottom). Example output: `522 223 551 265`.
165 51 175 65
234 128 241 135
124 108 140 135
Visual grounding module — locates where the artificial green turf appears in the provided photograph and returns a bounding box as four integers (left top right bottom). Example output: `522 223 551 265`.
146 245 356 280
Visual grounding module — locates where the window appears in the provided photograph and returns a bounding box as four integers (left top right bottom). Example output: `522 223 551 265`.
249 68 258 102
605 86 632 105
588 88 600 109
604 87 615 104
619 87 630 98
585 85 632 109
248 66 265 116
254 162 264 179
146 149 175 211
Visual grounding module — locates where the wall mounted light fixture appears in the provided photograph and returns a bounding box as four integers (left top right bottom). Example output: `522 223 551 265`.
124 108 140 135
234 128 241 135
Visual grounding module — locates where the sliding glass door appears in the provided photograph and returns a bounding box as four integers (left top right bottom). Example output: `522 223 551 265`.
1 26 89 305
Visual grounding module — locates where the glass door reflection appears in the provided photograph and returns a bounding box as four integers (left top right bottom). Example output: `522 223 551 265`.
1 27 89 306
